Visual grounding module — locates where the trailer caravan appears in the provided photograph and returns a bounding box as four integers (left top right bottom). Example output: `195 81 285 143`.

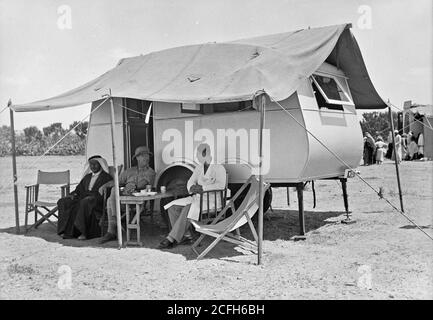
86 61 362 186
12 23 387 234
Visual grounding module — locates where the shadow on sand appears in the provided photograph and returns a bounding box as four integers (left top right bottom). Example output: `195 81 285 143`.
0 209 346 261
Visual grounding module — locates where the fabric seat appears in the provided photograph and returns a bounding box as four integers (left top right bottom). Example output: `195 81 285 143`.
33 200 58 207
191 175 269 260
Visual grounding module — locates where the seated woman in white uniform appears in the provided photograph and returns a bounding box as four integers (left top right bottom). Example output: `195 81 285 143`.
158 143 227 249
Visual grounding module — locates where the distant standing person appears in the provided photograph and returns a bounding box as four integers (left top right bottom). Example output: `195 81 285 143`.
418 132 424 158
375 136 387 164
363 132 376 165
392 130 402 163
385 130 393 159
405 136 419 161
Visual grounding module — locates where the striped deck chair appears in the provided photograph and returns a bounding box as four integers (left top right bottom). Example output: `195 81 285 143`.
190 175 270 260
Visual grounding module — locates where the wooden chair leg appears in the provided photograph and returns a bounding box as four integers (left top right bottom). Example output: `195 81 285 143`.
24 206 30 232
191 234 206 254
33 207 58 229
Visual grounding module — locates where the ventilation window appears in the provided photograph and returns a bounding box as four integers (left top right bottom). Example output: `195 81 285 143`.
311 74 354 111
181 101 253 114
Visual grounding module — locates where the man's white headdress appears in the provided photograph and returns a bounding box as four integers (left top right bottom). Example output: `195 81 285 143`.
82 155 109 177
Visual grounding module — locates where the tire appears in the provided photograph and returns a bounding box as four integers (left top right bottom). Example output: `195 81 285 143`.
156 166 193 229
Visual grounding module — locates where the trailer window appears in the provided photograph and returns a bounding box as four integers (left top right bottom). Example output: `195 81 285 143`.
181 103 202 114
311 74 354 108
311 81 343 111
181 101 253 114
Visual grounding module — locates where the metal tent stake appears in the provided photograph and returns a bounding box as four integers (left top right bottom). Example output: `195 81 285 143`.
9 100 20 234
108 93 123 248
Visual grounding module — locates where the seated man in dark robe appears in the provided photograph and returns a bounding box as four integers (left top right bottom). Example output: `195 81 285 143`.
57 155 113 240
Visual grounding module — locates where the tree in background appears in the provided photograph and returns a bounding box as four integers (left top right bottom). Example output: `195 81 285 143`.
359 111 398 139
0 121 88 156
0 125 11 156
69 121 88 139
43 122 65 138
23 126 42 143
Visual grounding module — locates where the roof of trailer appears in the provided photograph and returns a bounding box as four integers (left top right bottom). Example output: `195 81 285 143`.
12 23 386 112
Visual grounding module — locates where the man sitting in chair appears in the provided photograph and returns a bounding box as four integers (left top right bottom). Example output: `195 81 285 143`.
98 146 156 244
57 155 113 240
158 143 226 249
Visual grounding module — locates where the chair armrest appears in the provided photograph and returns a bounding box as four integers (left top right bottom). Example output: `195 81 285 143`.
198 188 228 220
25 184 39 207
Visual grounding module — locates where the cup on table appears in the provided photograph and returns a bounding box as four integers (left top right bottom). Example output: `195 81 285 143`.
160 186 166 194
146 185 152 192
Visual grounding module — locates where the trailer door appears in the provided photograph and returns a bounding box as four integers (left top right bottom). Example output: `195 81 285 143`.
123 98 154 169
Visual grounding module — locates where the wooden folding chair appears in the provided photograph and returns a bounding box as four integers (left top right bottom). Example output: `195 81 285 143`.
24 170 70 232
190 175 270 260
198 173 229 223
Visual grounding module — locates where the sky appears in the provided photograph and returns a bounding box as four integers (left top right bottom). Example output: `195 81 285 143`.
0 0 432 130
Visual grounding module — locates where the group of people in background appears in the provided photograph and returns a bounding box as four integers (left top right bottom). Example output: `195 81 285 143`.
363 130 424 165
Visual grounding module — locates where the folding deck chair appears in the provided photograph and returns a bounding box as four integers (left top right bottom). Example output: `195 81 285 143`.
190 175 270 260
24 170 70 232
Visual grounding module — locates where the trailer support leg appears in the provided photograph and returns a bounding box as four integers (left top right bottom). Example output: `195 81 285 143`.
340 178 355 224
292 183 306 241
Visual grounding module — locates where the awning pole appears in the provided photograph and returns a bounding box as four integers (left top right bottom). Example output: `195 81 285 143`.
108 93 123 248
8 100 20 234
257 93 265 265
388 102 404 212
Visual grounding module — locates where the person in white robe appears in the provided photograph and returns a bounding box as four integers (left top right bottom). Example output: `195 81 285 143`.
392 130 402 163
158 143 226 249
418 132 424 157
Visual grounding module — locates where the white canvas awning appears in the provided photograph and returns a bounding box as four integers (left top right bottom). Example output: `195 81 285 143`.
12 23 386 112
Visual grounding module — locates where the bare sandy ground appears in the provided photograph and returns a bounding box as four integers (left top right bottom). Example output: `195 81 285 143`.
0 156 432 299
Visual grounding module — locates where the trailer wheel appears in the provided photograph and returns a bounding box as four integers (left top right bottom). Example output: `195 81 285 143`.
156 166 193 229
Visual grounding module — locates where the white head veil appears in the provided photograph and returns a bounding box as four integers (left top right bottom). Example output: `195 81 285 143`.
82 155 109 177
